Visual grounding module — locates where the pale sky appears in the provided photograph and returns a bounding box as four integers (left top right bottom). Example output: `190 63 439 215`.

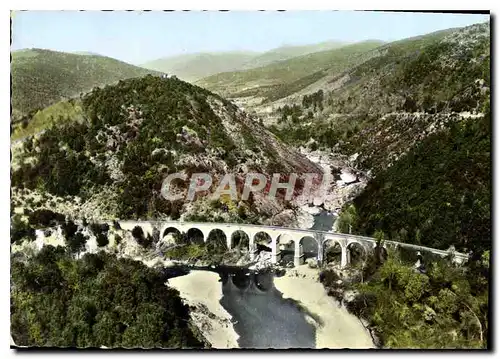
11 11 490 64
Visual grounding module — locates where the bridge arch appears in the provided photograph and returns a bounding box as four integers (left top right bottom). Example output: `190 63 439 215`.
162 226 181 240
231 230 250 251
128 221 469 267
323 239 342 266
254 231 273 249
277 234 295 265
206 229 228 251
346 240 368 266
299 235 319 261
186 228 204 245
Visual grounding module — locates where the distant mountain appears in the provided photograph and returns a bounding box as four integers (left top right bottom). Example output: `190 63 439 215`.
70 51 103 56
197 40 385 102
11 48 159 115
141 41 354 83
241 41 348 69
270 22 490 171
141 52 258 82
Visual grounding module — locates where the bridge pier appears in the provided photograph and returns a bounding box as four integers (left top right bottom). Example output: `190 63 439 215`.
316 233 324 266
269 235 281 264
294 243 305 267
340 245 349 268
249 242 258 261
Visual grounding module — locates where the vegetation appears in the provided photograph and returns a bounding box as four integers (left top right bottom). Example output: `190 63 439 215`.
240 41 348 69
11 99 85 141
141 51 258 82
10 20 491 350
197 40 383 101
142 41 348 83
321 249 489 348
11 48 159 114
11 214 36 245
11 247 205 348
269 22 490 171
345 110 491 253
277 22 491 349
12 74 318 221
162 230 229 263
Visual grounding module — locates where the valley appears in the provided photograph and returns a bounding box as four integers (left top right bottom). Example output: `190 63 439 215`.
10 12 491 350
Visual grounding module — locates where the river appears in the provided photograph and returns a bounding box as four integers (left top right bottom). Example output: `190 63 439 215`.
166 209 374 349
167 212 348 349
311 210 336 231
166 265 315 348
221 269 317 348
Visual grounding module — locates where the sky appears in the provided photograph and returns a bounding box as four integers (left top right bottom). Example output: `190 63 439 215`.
11 11 489 65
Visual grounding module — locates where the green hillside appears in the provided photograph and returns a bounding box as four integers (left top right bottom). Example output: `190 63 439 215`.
241 41 347 69
11 99 84 141
140 41 348 83
197 40 384 101
271 22 490 254
11 248 205 348
11 48 159 115
12 75 320 221
141 52 258 82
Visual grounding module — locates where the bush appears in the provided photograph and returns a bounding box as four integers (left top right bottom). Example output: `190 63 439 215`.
66 232 88 254
28 209 65 228
11 215 36 244
61 220 78 239
114 234 123 246
131 226 153 249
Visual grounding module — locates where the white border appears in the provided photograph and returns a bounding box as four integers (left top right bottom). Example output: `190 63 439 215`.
1 3 497 359
3 1 498 10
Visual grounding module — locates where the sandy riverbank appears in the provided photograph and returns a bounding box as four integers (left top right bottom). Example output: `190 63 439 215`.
167 271 240 349
274 266 374 349
168 266 374 349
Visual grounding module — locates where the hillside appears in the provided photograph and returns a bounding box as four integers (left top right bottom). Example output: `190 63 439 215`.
11 75 321 224
11 247 206 348
240 41 347 69
141 51 258 82
11 48 159 115
196 40 384 103
269 21 490 253
141 41 348 83
11 98 84 141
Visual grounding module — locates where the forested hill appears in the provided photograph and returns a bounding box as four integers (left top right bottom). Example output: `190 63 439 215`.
271 22 490 169
11 75 321 224
140 41 348 82
11 48 160 116
141 52 258 82
269 21 490 254
11 247 206 348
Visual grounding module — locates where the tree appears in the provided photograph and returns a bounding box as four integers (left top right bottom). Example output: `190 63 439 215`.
10 250 205 348
66 232 88 254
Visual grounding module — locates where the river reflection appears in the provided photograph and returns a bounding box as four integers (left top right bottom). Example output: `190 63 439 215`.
218 269 316 349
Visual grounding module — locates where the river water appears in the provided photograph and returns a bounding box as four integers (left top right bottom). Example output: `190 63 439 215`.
311 211 336 231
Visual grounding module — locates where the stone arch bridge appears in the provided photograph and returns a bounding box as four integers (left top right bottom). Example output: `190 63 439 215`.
116 220 469 268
